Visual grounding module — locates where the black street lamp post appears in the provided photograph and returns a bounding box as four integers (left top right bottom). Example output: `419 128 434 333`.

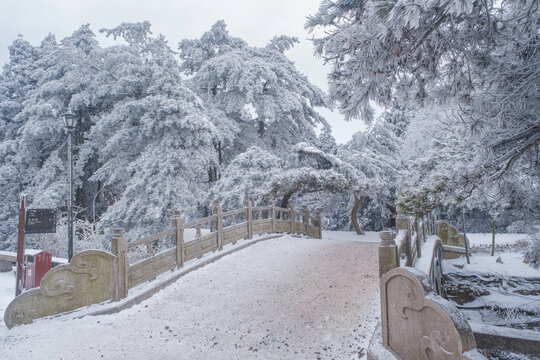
63 113 77 262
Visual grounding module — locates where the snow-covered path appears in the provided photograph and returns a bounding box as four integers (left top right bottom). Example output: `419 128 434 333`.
1 234 380 360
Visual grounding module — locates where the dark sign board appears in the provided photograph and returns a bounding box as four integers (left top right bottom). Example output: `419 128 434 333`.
25 209 57 234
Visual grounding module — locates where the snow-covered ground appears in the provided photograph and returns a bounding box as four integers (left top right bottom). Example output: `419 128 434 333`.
467 232 530 247
443 233 540 338
0 232 380 360
445 252 539 278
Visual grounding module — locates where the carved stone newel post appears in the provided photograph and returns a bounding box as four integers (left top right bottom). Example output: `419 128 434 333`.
270 197 276 233
111 228 128 300
245 196 253 239
173 210 184 268
215 200 223 250
378 231 398 277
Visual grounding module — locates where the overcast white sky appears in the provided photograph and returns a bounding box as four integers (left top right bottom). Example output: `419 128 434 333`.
0 0 368 143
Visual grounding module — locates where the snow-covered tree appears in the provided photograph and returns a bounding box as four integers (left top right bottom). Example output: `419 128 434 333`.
308 0 539 224
290 121 402 234
205 147 283 210
0 26 99 250
80 22 218 234
0 22 219 250
179 21 329 165
338 120 402 231
206 146 352 214
398 104 539 229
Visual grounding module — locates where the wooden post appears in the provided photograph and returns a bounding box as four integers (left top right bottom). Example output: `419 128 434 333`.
15 194 27 296
111 228 128 300
304 208 309 235
245 197 253 239
173 210 184 268
215 200 223 250
270 198 275 233
289 204 294 233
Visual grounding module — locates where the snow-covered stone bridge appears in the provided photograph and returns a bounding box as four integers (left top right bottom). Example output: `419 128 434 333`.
1 233 380 360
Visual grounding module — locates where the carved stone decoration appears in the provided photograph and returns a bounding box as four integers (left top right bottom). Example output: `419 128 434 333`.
395 215 410 231
4 250 118 329
436 221 466 247
380 267 477 360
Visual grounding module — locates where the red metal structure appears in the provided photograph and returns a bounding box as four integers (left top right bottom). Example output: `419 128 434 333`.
23 251 52 290
34 251 52 287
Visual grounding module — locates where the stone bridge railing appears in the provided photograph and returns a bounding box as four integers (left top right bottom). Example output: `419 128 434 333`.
369 214 486 359
4 199 321 328
370 214 540 359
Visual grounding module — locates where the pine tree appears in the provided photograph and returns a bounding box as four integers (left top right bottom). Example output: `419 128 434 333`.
179 21 329 165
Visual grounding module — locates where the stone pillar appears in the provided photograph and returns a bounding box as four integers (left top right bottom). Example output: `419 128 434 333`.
270 198 276 233
215 200 223 250
317 213 322 239
111 228 128 300
172 210 184 269
289 204 294 233
378 231 398 277
245 197 253 239
304 208 309 235
395 215 409 231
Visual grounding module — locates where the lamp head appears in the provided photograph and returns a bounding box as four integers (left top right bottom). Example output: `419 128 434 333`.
63 113 78 129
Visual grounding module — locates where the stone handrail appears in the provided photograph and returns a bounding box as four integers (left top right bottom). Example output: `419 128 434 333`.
370 214 488 359
4 198 321 328
116 199 322 295
127 228 176 250
370 213 540 359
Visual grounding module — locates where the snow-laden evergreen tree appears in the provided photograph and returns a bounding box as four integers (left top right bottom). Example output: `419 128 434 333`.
0 22 218 250
295 119 402 233
278 118 401 234
307 0 540 224
400 104 539 230
205 146 352 214
78 22 218 234
205 147 283 210
337 120 402 231
179 21 329 166
0 26 100 250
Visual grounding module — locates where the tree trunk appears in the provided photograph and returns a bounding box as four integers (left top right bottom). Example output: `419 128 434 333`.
280 189 296 209
351 194 365 235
